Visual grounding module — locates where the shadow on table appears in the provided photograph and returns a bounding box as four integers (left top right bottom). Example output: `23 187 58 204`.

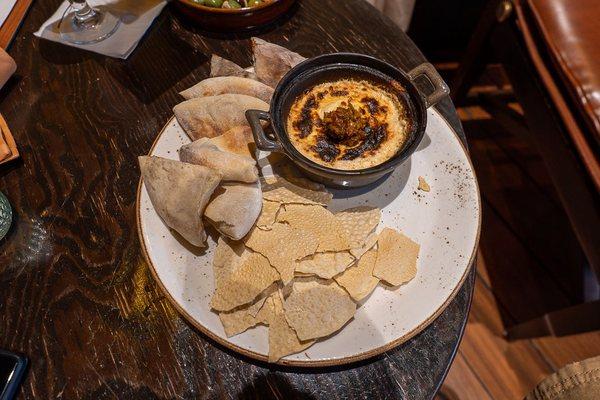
37 0 162 61
177 300 393 374
41 0 162 32
37 0 299 105
238 373 316 400
37 5 207 105
105 10 207 104
103 0 164 23
39 38 104 66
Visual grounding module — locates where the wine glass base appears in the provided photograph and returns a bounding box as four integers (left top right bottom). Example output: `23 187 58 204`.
59 10 120 45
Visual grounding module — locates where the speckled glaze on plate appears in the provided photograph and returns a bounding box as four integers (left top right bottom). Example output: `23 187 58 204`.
136 108 481 366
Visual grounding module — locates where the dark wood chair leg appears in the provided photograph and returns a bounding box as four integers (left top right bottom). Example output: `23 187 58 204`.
506 300 600 339
450 0 504 105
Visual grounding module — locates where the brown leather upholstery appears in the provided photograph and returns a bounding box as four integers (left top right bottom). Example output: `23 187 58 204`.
517 0 600 189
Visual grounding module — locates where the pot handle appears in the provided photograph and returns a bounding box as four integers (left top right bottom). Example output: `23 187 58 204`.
407 63 450 108
245 110 283 152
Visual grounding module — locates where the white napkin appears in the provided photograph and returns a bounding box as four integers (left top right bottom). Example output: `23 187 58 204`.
0 0 18 28
34 0 167 59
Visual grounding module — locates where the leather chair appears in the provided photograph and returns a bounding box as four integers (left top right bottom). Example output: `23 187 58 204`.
451 0 600 338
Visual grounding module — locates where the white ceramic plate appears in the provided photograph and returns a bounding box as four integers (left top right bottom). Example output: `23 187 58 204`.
137 108 481 366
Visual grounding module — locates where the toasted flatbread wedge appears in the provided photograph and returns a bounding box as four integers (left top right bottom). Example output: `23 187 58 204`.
209 126 255 159
210 55 256 79
173 94 268 140
180 76 274 103
139 156 221 247
252 37 306 87
179 139 258 183
204 181 262 240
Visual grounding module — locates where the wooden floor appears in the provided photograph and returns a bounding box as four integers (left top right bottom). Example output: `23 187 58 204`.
434 67 600 400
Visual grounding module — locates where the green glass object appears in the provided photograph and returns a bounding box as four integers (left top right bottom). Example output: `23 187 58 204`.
0 191 12 240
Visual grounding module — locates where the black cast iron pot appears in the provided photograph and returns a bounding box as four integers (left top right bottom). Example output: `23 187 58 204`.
246 53 449 188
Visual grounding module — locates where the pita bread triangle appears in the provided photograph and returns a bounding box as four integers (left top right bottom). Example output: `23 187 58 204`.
139 156 221 247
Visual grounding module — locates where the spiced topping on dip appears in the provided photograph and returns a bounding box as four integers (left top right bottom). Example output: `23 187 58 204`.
287 79 410 170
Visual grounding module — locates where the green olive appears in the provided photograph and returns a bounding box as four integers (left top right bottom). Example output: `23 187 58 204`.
247 0 262 7
192 0 206 4
204 0 224 7
228 0 242 8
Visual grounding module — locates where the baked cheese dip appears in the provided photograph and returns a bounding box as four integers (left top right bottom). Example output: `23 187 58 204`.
286 78 411 170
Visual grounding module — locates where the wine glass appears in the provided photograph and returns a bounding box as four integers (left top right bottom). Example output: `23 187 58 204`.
59 0 120 45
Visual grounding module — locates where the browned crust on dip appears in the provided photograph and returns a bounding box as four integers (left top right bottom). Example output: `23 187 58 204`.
286 79 411 170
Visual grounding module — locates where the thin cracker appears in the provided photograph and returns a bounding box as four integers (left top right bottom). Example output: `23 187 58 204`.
283 279 356 341
268 291 315 362
350 231 378 259
418 176 430 192
294 271 315 278
218 285 278 337
286 176 329 192
335 248 380 301
278 204 350 252
336 206 381 249
373 228 419 286
262 176 332 206
213 236 248 288
255 199 281 229
210 251 280 311
218 290 272 337
295 251 355 279
244 223 319 283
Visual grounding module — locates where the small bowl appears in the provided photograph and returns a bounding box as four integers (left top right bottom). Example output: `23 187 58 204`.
174 0 296 31
246 53 450 188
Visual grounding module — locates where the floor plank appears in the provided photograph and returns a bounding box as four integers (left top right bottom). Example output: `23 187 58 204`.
470 269 506 334
446 254 600 400
440 73 600 398
475 248 492 287
459 324 550 399
478 97 566 208
479 201 572 324
464 117 586 304
532 332 600 370
437 351 494 400
465 263 553 399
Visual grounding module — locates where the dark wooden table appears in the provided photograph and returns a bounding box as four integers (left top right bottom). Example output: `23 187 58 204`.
0 1 474 398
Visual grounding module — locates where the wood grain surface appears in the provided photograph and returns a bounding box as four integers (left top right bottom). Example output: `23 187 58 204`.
0 1 474 399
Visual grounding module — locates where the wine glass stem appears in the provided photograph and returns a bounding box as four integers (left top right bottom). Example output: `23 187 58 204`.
69 0 97 22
